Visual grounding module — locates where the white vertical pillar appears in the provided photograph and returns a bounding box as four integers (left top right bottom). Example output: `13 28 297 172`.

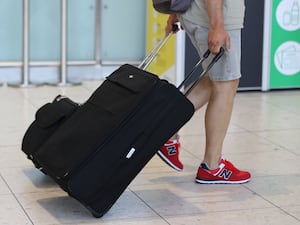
60 0 67 85
175 29 186 89
262 0 272 91
95 0 101 65
22 0 29 86
8 0 38 87
56 0 80 86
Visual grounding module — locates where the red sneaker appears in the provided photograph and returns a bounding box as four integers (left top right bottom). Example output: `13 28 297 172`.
196 157 251 184
157 136 183 171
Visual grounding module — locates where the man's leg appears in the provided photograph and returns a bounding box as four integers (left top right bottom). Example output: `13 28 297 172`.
195 78 251 184
186 75 212 110
202 79 239 169
157 75 213 171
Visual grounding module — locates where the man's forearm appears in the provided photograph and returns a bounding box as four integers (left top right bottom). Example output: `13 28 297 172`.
204 0 224 29
204 0 230 53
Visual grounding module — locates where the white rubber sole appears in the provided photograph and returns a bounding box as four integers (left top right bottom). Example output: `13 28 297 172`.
157 150 183 172
195 178 251 184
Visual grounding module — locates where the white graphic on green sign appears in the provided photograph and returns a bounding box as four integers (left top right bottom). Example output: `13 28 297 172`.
276 0 300 31
270 0 300 88
275 41 300 75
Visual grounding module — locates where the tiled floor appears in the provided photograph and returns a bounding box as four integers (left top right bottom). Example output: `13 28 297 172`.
1 81 300 225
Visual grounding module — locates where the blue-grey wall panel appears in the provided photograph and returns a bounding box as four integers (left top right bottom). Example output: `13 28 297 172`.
68 0 96 61
0 0 23 61
0 0 146 64
29 0 60 61
100 0 146 61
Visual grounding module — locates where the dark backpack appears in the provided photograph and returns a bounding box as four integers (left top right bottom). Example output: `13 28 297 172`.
152 0 193 14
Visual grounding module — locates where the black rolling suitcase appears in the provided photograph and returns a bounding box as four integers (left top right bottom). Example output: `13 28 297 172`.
21 30 224 217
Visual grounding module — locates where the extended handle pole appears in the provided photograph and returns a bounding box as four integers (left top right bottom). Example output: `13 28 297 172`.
138 24 179 70
184 47 225 97
177 49 210 90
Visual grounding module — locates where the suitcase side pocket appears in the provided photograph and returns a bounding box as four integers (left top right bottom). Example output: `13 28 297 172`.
21 96 79 167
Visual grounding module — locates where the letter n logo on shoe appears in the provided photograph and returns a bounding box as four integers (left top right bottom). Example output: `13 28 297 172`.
218 169 232 180
167 146 177 156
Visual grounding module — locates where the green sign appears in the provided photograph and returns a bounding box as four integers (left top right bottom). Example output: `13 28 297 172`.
270 0 300 88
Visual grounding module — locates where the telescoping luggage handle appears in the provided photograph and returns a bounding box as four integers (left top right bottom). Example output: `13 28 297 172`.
138 24 225 97
183 47 224 96
138 24 179 70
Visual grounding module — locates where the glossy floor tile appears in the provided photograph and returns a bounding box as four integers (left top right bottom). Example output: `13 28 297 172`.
0 82 300 225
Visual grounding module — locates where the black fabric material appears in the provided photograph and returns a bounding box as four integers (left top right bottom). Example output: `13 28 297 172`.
21 96 79 169
79 79 194 217
22 64 195 218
